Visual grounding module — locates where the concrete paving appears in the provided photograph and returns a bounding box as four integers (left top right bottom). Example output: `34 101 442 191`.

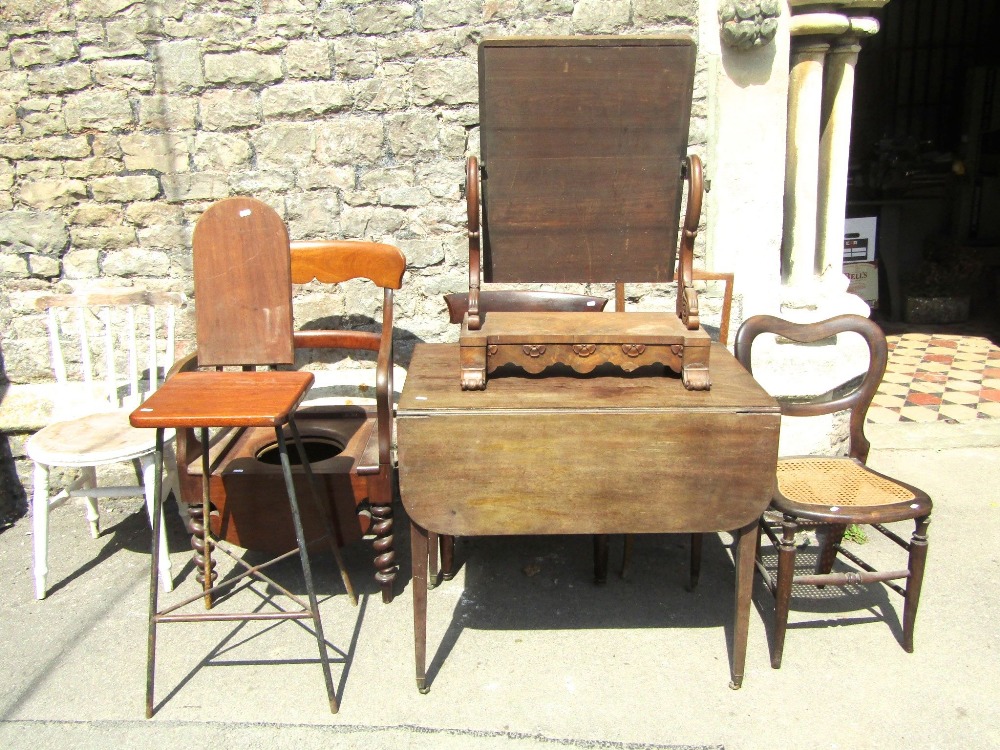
0 419 998 749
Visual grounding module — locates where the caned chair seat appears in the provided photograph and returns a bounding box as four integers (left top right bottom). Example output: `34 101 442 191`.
774 457 932 523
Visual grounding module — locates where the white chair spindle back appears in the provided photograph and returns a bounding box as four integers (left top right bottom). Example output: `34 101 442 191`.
47 307 67 386
165 305 176 387
124 305 138 407
37 289 186 413
147 307 158 396
100 307 117 407
77 307 93 386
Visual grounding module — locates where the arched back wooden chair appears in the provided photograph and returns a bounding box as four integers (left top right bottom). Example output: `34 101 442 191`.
735 314 932 668
172 218 405 603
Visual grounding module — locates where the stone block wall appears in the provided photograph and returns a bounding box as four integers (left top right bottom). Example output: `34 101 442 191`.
0 0 713 516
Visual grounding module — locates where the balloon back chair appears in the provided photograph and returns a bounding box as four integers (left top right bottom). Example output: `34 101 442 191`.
735 314 932 668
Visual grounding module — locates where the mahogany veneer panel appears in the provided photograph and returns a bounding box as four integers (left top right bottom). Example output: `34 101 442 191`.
479 36 695 283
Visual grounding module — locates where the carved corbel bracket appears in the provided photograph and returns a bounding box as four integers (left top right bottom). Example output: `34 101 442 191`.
719 0 782 50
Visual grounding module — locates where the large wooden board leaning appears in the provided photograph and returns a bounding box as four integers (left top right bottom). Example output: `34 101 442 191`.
477 37 694 283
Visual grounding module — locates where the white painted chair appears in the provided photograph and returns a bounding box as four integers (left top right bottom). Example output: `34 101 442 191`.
26 289 186 599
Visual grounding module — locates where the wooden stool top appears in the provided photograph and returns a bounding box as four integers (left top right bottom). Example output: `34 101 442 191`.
129 371 315 429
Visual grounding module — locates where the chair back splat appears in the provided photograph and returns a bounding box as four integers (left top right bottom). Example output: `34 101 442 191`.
192 196 294 368
734 314 888 462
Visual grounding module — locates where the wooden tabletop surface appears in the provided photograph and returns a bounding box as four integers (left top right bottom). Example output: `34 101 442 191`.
129 370 315 429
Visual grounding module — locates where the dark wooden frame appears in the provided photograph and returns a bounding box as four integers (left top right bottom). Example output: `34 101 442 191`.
734 314 933 667
172 202 405 604
458 36 712 391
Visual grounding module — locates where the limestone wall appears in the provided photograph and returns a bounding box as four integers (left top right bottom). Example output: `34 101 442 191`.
0 1 710 380
0 0 718 517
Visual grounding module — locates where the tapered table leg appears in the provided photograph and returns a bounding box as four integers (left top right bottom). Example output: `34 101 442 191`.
440 534 455 581
593 534 609 584
427 531 440 588
730 520 758 690
687 532 703 591
411 521 429 693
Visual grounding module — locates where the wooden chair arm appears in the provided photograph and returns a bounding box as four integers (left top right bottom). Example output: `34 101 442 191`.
690 270 734 346
166 351 199 380
677 154 703 330
375 289 394 467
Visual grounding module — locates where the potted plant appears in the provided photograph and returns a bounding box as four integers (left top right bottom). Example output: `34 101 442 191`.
903 241 982 324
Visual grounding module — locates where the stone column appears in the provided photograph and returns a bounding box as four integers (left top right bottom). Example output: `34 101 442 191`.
781 1 887 319
816 35 862 277
783 38 830 286
816 20 880 278
768 3 889 456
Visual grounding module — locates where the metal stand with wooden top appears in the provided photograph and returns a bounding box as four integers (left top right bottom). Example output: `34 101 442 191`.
131 370 351 716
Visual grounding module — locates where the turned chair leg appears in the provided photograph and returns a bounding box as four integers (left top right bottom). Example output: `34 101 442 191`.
814 523 846 586
81 466 100 539
771 515 798 669
903 515 931 653
370 473 397 603
32 462 51 600
140 454 174 593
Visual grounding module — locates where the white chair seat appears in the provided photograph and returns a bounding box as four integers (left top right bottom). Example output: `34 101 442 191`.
27 410 159 466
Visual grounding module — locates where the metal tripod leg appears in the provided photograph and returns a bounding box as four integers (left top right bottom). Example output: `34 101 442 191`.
277 423 339 713
145 428 164 718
